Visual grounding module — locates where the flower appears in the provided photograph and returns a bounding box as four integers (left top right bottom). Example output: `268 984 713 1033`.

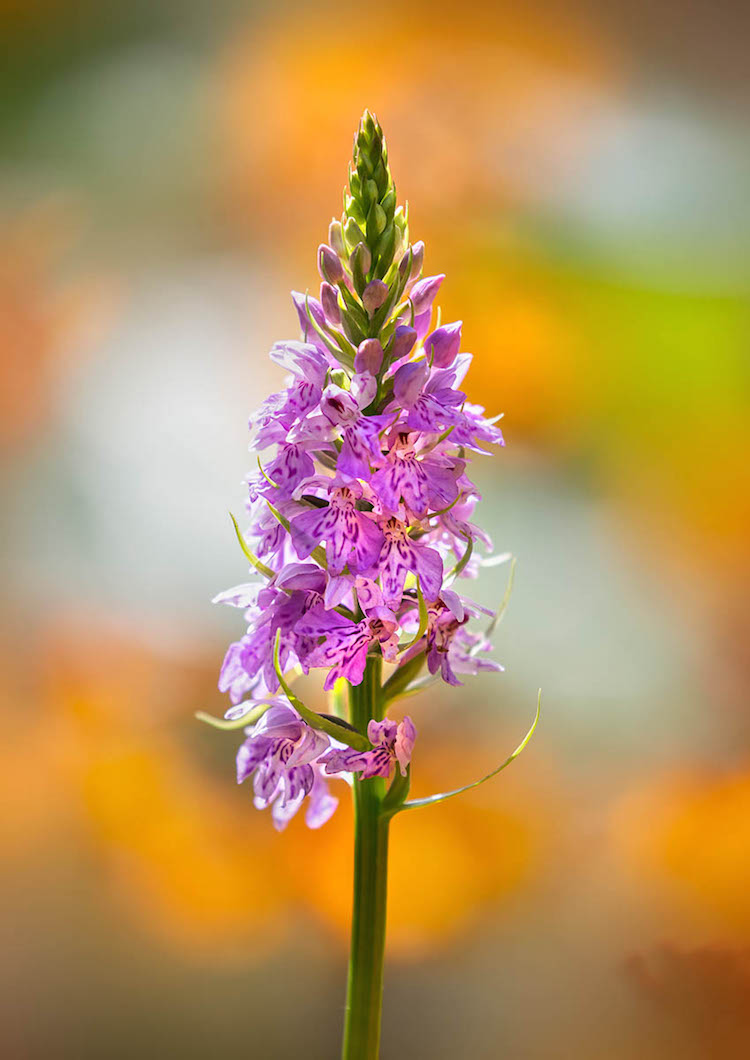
289 484 384 574
236 704 338 831
423 598 504 687
321 716 417 780
373 516 443 607
369 431 465 516
319 380 390 481
297 581 399 690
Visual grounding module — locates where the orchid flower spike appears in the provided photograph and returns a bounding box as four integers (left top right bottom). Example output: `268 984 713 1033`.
207 109 529 834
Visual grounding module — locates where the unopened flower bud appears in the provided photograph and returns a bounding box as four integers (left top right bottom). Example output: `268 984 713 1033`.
409 240 424 280
425 321 462 368
399 239 423 282
362 279 388 315
350 242 372 295
350 242 372 276
351 240 375 273
381 187 397 218
354 338 384 375
389 325 417 363
318 244 344 284
320 282 341 325
344 217 365 250
367 201 387 238
410 273 444 315
329 220 345 257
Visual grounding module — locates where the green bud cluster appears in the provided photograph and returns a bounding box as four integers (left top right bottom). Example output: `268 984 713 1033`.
314 110 421 370
343 110 407 283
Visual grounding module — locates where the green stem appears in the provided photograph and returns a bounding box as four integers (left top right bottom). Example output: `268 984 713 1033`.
342 656 389 1060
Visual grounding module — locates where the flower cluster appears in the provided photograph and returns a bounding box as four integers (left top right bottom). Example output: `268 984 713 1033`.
214 112 505 830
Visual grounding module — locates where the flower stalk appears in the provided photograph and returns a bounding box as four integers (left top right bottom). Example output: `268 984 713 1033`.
342 656 390 1060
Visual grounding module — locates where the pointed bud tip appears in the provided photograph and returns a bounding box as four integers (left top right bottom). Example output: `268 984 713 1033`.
318 244 344 285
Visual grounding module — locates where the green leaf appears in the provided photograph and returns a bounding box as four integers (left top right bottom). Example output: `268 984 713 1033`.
314 449 338 472
398 690 541 813
265 498 291 533
426 490 461 520
257 456 280 489
195 701 273 731
448 534 473 579
399 577 428 652
229 512 275 580
273 630 370 751
300 493 329 509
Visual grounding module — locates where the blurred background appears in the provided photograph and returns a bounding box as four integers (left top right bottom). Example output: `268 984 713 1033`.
2 0 749 1056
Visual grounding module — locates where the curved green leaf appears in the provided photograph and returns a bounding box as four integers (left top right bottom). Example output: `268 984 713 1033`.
257 457 280 489
426 490 461 520
195 701 274 731
398 690 541 813
448 534 473 579
398 577 428 652
229 512 275 579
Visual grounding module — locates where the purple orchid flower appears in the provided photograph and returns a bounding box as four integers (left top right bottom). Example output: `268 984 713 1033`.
237 704 337 830
388 361 466 434
247 443 316 502
370 432 465 515
321 716 417 780
297 583 399 689
290 484 384 574
423 598 504 686
445 400 505 451
320 381 390 481
252 341 330 450
214 115 509 836
219 629 278 704
216 563 334 702
373 516 443 607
